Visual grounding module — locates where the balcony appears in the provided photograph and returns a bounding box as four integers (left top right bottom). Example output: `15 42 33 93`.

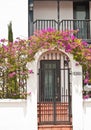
33 19 91 43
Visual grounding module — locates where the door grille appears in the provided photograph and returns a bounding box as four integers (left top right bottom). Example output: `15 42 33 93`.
38 61 72 125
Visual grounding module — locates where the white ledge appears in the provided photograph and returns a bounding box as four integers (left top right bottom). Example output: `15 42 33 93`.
0 99 27 107
0 99 27 103
83 98 91 102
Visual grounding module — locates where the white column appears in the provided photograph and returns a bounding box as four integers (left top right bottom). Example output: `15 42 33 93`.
27 61 38 130
71 60 83 130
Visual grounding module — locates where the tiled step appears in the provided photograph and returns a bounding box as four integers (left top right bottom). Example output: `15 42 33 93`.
37 102 71 123
38 125 72 130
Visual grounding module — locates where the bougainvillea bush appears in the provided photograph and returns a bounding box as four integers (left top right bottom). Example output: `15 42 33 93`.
29 29 91 83
0 28 91 98
0 38 32 98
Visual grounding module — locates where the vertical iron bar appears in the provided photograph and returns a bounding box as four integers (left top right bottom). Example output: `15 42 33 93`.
44 20 45 29
35 20 37 31
63 57 65 121
68 68 71 122
54 69 56 124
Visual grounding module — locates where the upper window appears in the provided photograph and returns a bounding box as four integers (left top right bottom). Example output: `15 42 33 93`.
73 2 89 20
73 2 90 39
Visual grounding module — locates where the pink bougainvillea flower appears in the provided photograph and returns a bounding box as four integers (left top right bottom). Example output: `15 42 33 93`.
27 91 31 95
82 41 88 46
83 95 89 99
3 45 9 51
28 69 34 74
29 50 33 54
48 47 52 51
0 38 6 42
85 72 89 78
41 29 47 33
21 91 31 96
65 44 72 52
44 42 50 46
20 71 26 75
8 72 16 78
84 78 89 84
57 40 61 44
13 40 18 44
71 35 75 40
64 37 69 41
47 28 55 32
75 62 79 66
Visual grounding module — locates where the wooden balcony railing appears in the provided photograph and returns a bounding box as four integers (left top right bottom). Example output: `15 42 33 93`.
33 19 91 41
33 19 58 31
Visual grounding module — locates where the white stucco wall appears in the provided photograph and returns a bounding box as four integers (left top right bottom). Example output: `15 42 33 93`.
0 0 28 40
83 99 91 130
34 1 73 21
60 1 73 20
0 99 37 130
34 1 57 20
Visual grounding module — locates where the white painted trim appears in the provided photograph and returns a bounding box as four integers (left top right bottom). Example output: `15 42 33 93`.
0 99 26 103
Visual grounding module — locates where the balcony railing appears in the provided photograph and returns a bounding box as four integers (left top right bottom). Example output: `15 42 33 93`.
33 19 91 41
33 19 58 30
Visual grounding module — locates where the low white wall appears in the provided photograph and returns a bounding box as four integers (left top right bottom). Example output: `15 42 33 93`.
0 100 27 130
0 98 37 130
83 99 91 130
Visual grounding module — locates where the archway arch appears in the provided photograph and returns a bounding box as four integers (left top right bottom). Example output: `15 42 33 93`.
27 48 83 130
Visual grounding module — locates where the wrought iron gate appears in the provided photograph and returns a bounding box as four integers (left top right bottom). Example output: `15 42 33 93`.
38 60 72 125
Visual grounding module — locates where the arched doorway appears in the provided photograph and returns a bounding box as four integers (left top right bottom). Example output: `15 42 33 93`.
37 50 72 126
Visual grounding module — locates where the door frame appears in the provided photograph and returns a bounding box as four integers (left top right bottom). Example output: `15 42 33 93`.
38 59 72 125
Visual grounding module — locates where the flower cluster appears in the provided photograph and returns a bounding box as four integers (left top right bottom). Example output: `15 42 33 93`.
29 29 91 85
